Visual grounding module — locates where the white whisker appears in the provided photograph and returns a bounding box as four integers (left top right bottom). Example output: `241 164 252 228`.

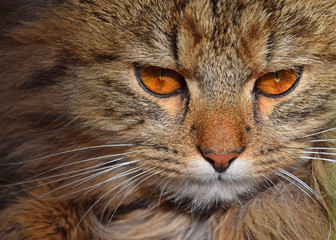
146 172 172 201
2 165 112 198
27 152 134 182
98 170 157 239
1 157 126 188
14 160 141 201
157 173 175 208
278 168 321 201
274 168 332 240
70 164 135 190
0 144 136 166
81 166 142 195
263 174 292 200
299 127 336 139
103 169 164 235
71 167 154 240
304 147 336 150
299 151 336 156
51 160 142 198
300 156 336 163
305 139 336 143
273 171 320 206
46 165 142 201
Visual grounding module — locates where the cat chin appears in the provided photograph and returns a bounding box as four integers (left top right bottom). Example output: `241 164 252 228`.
163 159 260 209
166 179 258 210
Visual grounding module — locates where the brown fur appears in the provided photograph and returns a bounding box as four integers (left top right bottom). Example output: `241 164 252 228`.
0 0 335 239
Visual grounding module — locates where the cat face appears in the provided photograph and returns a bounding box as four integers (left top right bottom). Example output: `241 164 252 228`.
2 0 336 209
63 0 334 206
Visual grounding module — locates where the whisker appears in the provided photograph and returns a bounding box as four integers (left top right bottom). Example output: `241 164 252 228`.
277 148 303 161
299 151 336 156
80 166 142 195
7 160 141 201
0 157 126 188
298 127 336 139
235 196 243 208
20 152 134 185
2 165 111 197
279 148 336 166
146 172 173 201
273 174 294 198
100 168 158 217
71 162 140 190
278 168 321 201
157 173 175 208
43 160 142 199
304 147 336 150
97 170 157 239
304 139 336 143
274 169 332 239
262 173 292 200
262 174 273 189
103 169 164 235
273 171 319 206
0 144 136 166
299 156 336 163
283 146 336 151
71 167 154 240
43 165 142 201
273 168 322 209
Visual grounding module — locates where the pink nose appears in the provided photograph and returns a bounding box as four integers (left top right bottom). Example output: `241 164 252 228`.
204 152 239 173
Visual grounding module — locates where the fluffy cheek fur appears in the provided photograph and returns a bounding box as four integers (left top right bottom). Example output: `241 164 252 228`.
58 54 335 208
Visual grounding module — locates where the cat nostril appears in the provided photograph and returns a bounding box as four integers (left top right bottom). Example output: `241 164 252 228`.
197 146 240 173
204 152 239 173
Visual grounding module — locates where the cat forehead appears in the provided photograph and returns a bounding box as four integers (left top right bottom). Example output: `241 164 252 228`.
118 0 332 74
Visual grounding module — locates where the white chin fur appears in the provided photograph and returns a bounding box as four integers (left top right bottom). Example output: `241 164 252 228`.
162 158 258 209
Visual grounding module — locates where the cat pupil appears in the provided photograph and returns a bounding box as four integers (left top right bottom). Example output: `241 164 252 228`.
160 70 165 82
275 72 280 83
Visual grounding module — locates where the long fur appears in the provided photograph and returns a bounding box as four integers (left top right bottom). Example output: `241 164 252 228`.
0 0 335 239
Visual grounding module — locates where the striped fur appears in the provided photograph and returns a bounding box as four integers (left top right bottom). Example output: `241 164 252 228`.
0 0 335 239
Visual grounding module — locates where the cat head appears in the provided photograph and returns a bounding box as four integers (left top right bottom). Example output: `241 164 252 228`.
1 0 335 208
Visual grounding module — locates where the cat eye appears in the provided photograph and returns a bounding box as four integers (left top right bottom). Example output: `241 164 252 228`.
254 69 302 97
135 65 185 97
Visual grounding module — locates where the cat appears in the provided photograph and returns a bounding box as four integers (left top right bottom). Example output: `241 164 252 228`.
0 0 335 239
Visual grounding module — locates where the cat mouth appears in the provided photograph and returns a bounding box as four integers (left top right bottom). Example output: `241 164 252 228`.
216 175 224 181
165 175 259 208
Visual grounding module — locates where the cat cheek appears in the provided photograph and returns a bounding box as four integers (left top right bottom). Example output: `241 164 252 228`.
156 97 186 115
256 97 278 116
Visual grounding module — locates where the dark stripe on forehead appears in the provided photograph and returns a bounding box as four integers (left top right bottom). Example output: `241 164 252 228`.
171 27 180 63
22 65 67 89
175 0 190 12
94 54 119 63
211 0 219 15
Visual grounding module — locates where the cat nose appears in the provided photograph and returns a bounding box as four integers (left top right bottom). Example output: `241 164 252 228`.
198 148 240 173
205 152 239 173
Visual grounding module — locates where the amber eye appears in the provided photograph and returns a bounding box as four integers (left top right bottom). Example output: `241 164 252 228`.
254 69 301 97
135 66 185 97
